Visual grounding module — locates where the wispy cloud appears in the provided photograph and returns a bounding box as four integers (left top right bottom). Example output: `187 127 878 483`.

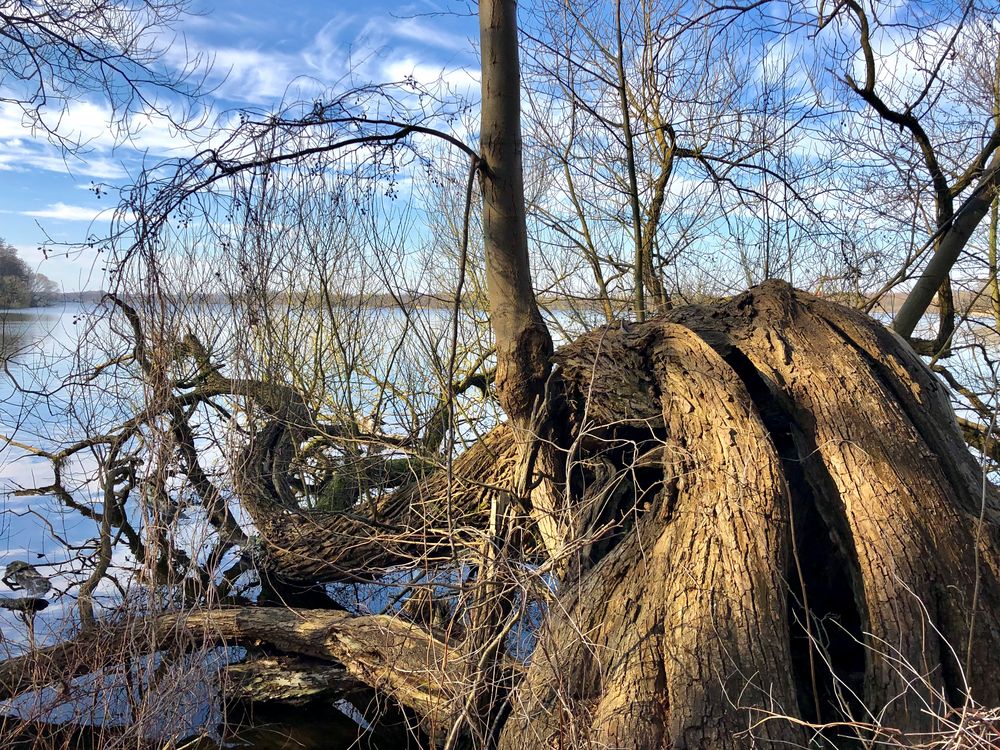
180 11 475 107
379 57 480 100
386 18 473 53
209 47 313 103
0 99 196 178
0 148 126 179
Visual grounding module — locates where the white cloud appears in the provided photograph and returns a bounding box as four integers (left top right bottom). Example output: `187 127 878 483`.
302 15 359 84
379 58 480 100
186 13 476 106
0 98 193 178
20 203 116 222
179 14 360 104
0 147 126 180
209 47 313 103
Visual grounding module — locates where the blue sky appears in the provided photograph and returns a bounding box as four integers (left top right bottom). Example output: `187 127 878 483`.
0 0 481 290
3 1 986 297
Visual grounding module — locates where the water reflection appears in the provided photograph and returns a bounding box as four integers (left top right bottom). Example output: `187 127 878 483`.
0 311 37 364
0 306 77 366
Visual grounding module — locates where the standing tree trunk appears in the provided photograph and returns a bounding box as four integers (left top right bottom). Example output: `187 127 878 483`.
446 5 562 746
478 0 568 576
479 0 553 427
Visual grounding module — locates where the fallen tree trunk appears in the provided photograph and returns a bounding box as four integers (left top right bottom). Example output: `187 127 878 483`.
501 281 1000 747
0 607 509 736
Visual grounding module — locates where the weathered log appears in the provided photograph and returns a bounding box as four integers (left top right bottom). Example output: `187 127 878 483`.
0 606 501 735
225 654 363 704
225 654 421 746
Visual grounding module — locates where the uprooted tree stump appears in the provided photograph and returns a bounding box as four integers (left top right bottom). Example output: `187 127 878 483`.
7 282 1000 748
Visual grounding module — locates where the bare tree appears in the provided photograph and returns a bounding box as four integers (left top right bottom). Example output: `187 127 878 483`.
808 1 1000 350
521 0 833 321
5 2 1000 749
0 0 206 151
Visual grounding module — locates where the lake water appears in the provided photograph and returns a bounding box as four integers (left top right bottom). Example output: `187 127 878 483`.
0 300 503 639
0 306 87 647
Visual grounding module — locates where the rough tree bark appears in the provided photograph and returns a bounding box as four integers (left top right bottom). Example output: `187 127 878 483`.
498 281 1000 748
104 283 1000 746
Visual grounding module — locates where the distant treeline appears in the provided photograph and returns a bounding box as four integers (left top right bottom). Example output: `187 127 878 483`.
46 286 1000 318
50 290 621 311
873 288 1000 319
0 239 58 309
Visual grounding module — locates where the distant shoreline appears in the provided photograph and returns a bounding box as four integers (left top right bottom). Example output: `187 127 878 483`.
22 286 1000 318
